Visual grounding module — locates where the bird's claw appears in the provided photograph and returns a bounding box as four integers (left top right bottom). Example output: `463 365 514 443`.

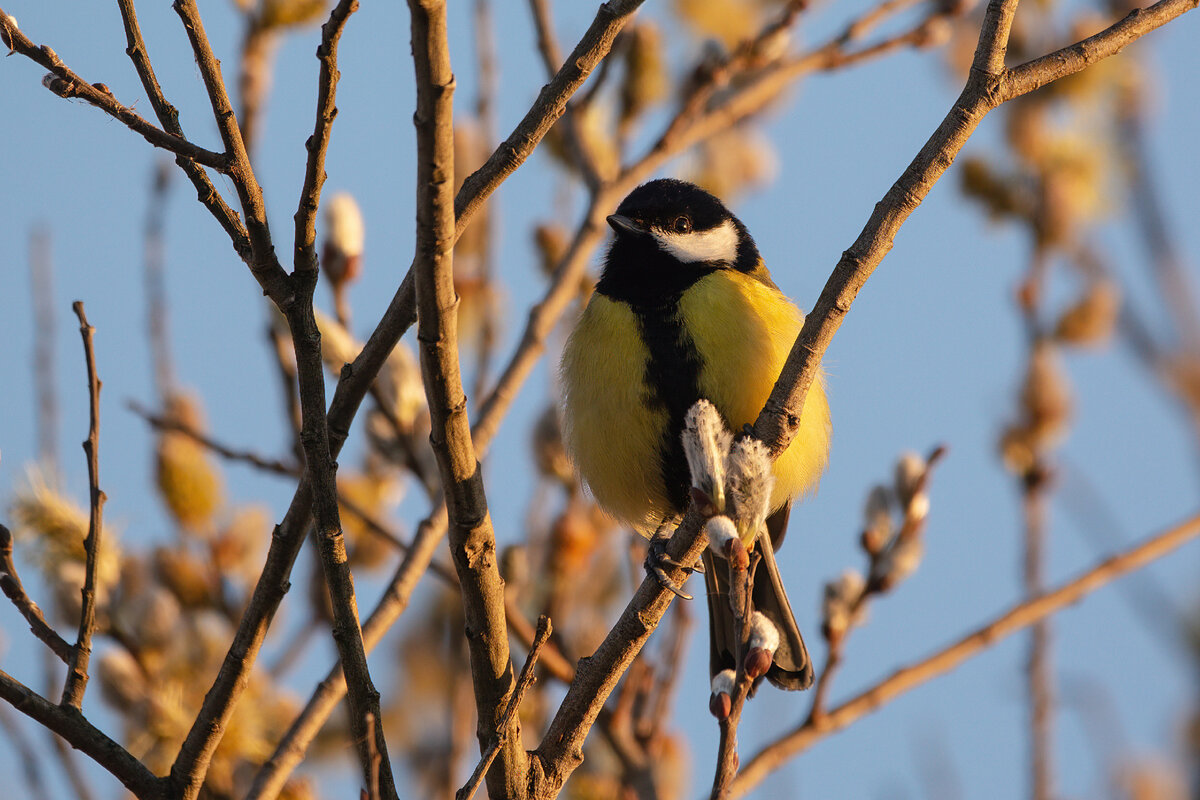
645 535 700 600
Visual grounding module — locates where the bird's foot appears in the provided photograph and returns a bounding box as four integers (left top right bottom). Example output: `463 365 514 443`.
645 533 701 600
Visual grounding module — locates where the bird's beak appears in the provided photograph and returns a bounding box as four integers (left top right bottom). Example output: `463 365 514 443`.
606 214 645 236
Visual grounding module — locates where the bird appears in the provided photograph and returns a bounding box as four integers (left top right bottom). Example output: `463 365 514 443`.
560 178 831 690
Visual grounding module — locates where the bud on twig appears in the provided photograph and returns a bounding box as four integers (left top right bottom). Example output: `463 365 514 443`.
726 437 773 546
321 192 365 289
861 485 892 556
705 515 738 558
683 400 732 514
709 669 736 720
821 569 867 644
745 611 779 679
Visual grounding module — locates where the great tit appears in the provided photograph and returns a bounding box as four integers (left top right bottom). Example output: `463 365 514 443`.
560 178 832 690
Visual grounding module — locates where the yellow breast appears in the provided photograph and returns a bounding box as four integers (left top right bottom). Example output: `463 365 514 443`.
680 270 831 512
560 295 676 528
560 270 831 531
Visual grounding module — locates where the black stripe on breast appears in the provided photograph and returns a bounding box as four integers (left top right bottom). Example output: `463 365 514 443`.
631 297 703 515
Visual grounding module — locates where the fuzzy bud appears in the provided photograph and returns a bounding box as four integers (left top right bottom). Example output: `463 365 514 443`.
709 669 736 720
321 192 365 288
682 400 732 514
862 484 892 547
725 437 774 547
871 536 924 593
705 515 738 558
1054 279 1119 347
748 610 779 654
1021 340 1073 447
893 452 926 508
156 392 224 534
821 569 866 643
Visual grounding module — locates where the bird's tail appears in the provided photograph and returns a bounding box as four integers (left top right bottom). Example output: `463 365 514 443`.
702 538 814 691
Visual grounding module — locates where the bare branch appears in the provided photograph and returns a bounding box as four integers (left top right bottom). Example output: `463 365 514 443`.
128 400 297 476
532 507 709 796
731 511 1200 796
1002 0 1197 98
60 302 105 710
113 0 250 258
171 0 292 306
454 0 646 232
246 507 450 800
409 0 527 795
458 616 553 800
294 0 359 283
0 524 73 662
0 12 229 169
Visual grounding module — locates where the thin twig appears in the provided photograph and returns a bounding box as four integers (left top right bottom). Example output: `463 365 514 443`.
1023 469 1055 800
711 543 755 800
127 400 298 476
731 511 1200 796
271 2 398 794
457 616 553 800
113 0 251 256
454 0 646 230
60 302 105 710
0 13 228 169
294 0 358 287
0 525 73 662
532 505 709 796
171 0 291 306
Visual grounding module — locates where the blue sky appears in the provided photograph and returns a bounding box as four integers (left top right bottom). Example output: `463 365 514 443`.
2 1 1199 798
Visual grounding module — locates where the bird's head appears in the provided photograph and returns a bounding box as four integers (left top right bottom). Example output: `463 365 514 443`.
598 179 762 303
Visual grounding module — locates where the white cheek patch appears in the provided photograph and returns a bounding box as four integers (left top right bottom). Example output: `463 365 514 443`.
652 219 739 264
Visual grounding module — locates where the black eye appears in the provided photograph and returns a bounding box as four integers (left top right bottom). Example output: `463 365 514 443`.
671 216 692 234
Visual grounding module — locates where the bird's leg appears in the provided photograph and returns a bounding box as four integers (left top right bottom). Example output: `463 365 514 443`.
644 519 702 600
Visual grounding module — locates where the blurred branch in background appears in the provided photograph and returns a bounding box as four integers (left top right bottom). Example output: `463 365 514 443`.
733 511 1200 797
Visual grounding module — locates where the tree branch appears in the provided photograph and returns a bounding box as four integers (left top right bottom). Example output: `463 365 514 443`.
454 0 646 231
531 507 709 797
1002 0 1197 99
408 0 529 796
113 0 251 260
60 302 105 710
458 616 553 800
731 511 1200 796
0 524 73 662
0 12 229 170
171 0 292 307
